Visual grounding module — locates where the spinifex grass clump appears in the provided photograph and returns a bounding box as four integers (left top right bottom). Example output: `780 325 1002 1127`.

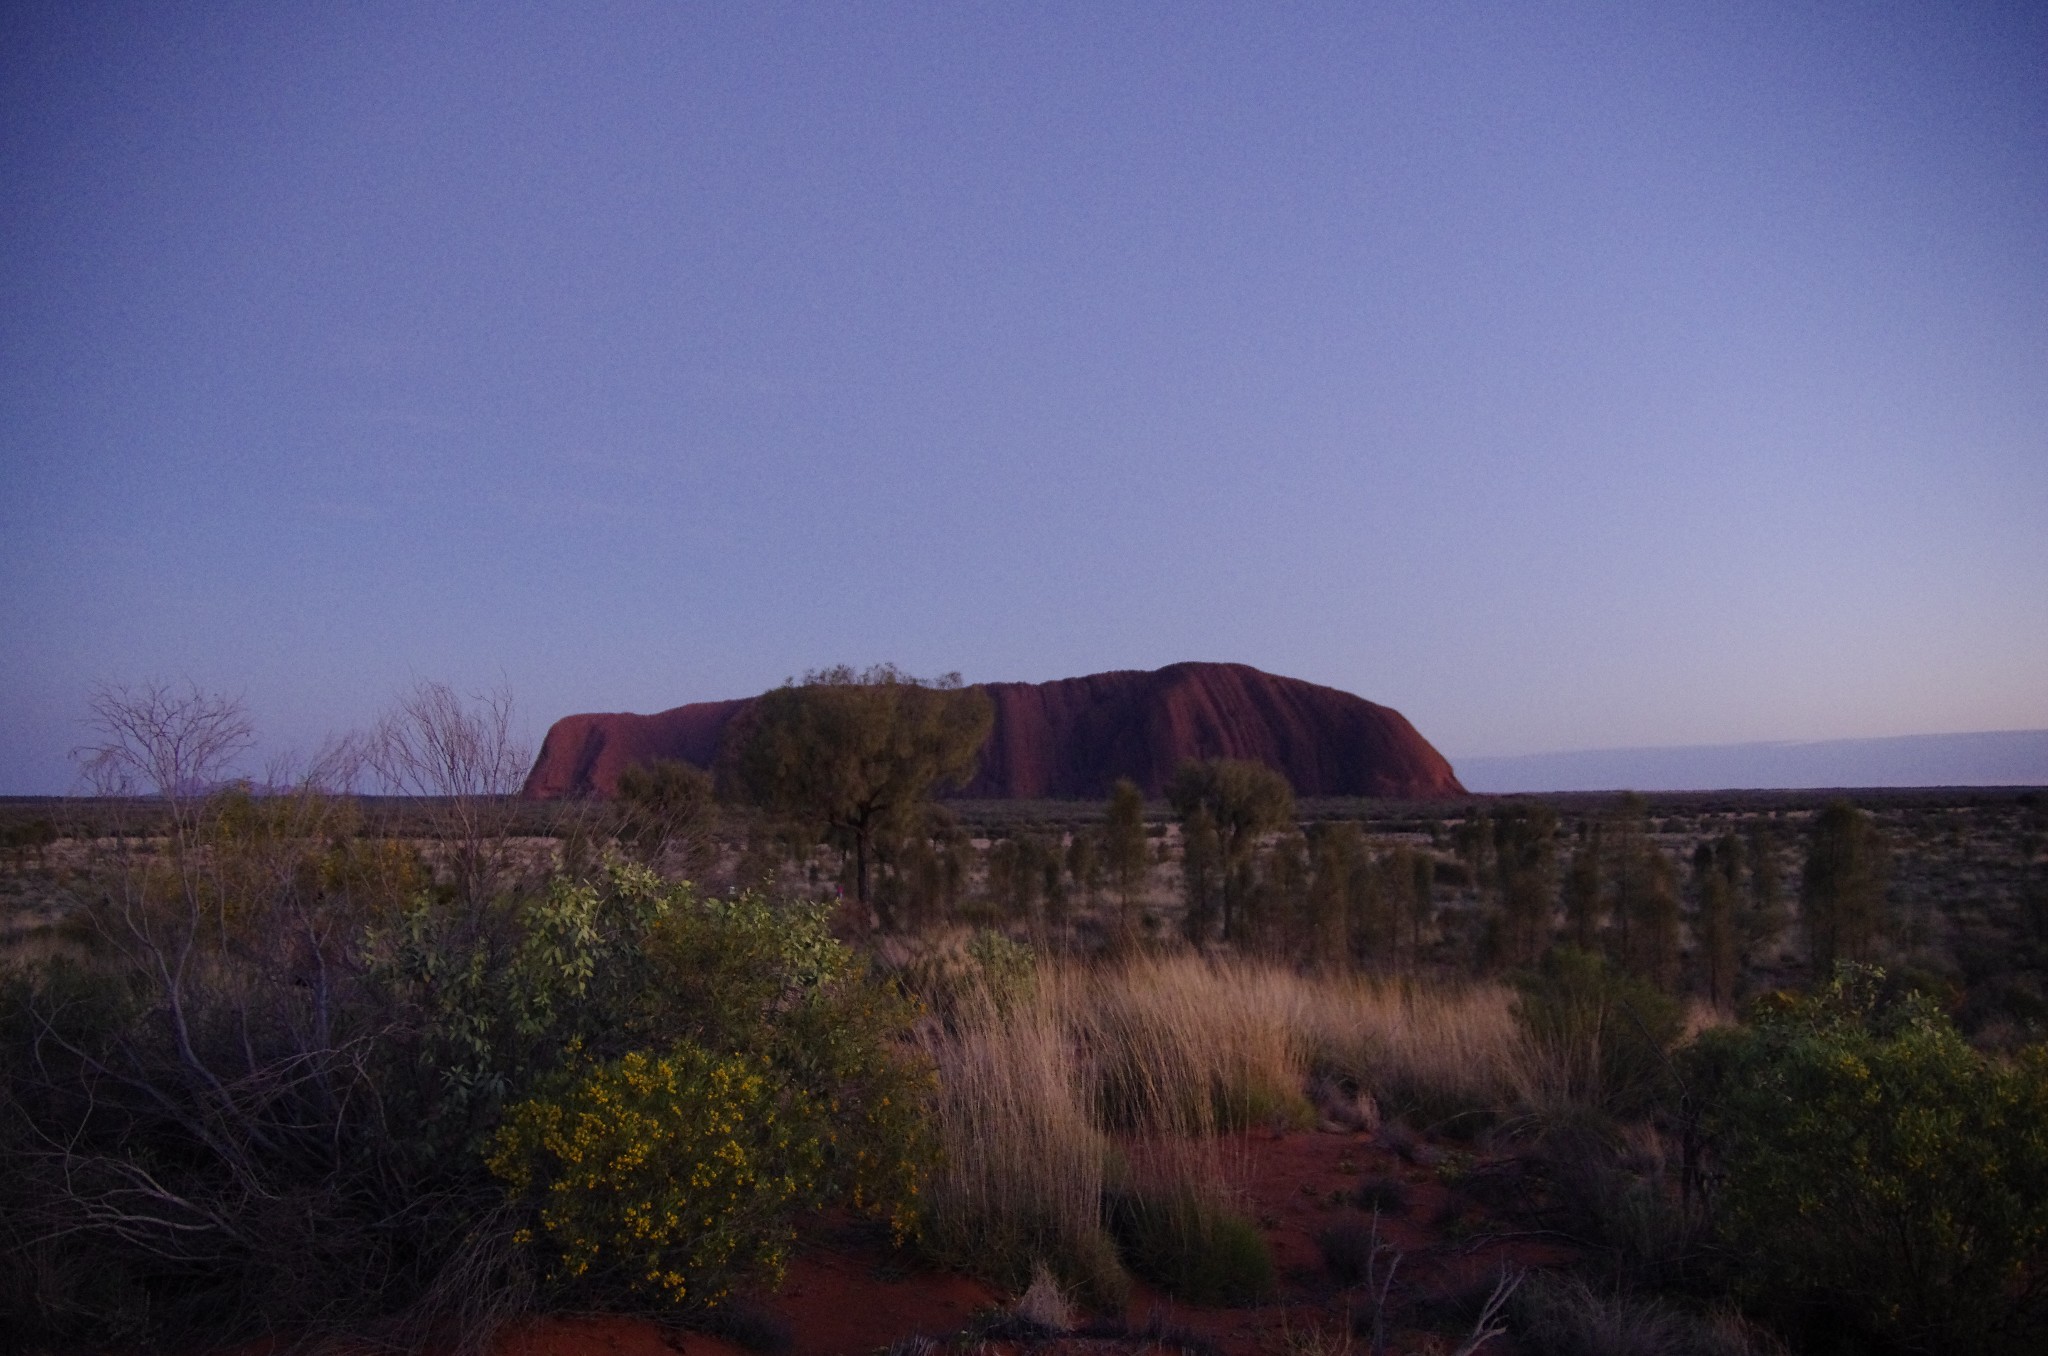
1304 973 1535 1132
1106 1181 1274 1307
1084 956 1316 1134
1513 948 1684 1119
914 949 1543 1311
916 968 1127 1308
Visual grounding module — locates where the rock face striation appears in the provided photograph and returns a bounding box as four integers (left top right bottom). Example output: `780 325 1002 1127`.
520 662 1464 801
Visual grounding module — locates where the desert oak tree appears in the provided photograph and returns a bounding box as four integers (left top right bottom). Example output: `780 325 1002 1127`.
726 665 993 925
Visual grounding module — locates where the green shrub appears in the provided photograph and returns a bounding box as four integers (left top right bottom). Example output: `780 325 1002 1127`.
487 1043 828 1309
1210 1077 1317 1132
1107 1184 1274 1306
370 864 935 1240
1685 964 2048 1353
1515 948 1683 1116
3 845 933 1349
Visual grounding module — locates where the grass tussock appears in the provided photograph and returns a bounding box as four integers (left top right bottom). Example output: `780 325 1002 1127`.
1105 1180 1274 1307
915 968 1125 1307
913 949 1539 1307
1513 1273 1790 1356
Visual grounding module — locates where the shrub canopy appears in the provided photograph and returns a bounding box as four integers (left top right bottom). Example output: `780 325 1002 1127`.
1685 964 2048 1354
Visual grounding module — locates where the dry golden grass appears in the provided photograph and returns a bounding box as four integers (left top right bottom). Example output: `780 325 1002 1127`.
913 949 1549 1296
915 967 1122 1301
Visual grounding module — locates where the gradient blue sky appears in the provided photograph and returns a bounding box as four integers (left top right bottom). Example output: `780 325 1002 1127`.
4 1 2045 793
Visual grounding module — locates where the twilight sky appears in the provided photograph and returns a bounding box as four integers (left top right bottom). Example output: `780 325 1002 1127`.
4 1 2045 794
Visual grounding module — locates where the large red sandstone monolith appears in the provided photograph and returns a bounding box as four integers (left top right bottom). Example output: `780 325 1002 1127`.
520 662 1464 800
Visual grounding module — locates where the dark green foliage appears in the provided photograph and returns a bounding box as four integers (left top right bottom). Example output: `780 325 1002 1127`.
1167 759 1295 944
874 815 965 932
1487 802 1560 969
613 757 716 874
986 831 1056 928
0 821 933 1350
1308 821 1367 963
1103 779 1150 933
1563 824 1605 953
1800 800 1889 974
1256 829 1309 955
1349 1175 1412 1214
1106 1185 1274 1306
1692 836 1742 1008
1608 797 1682 987
1742 821 1786 965
1515 948 1683 1116
1066 829 1101 913
1685 964 2048 1354
725 665 993 922
1394 844 1437 961
1179 804 1223 944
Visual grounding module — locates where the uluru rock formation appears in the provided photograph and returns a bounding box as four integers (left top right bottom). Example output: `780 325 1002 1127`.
518 698 751 802
520 662 1464 801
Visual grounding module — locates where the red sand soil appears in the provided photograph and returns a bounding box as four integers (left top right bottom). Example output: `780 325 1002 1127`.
488 1127 1574 1356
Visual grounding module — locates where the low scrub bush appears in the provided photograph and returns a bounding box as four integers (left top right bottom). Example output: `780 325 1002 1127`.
1511 1273 1787 1356
1349 1175 1412 1215
1106 1182 1274 1306
1515 949 1683 1118
1316 1215 1400 1288
487 1044 827 1308
1536 1119 1714 1295
1685 964 2048 1354
0 818 932 1349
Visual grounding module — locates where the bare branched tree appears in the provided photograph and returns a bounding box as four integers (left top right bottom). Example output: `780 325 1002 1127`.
76 680 254 838
367 680 530 903
14 684 526 1349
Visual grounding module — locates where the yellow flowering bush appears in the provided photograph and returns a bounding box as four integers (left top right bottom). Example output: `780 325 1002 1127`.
1686 964 2048 1353
488 1042 828 1308
464 865 934 1312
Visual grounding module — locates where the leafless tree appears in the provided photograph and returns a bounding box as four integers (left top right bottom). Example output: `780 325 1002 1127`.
14 682 527 1348
366 680 530 903
76 680 254 840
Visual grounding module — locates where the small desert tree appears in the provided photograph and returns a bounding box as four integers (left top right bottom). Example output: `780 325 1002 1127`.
614 758 716 878
1307 821 1364 964
76 679 255 843
1103 779 1150 932
1379 844 1435 967
1167 759 1295 944
1065 830 1101 915
1801 799 1888 974
1486 801 1558 969
1561 822 1605 952
367 680 530 904
1179 805 1222 943
1692 834 1742 1008
1743 819 1787 963
725 665 992 927
1603 794 1680 987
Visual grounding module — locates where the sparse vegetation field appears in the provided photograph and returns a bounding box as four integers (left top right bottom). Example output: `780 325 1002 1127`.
3 689 2043 1354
